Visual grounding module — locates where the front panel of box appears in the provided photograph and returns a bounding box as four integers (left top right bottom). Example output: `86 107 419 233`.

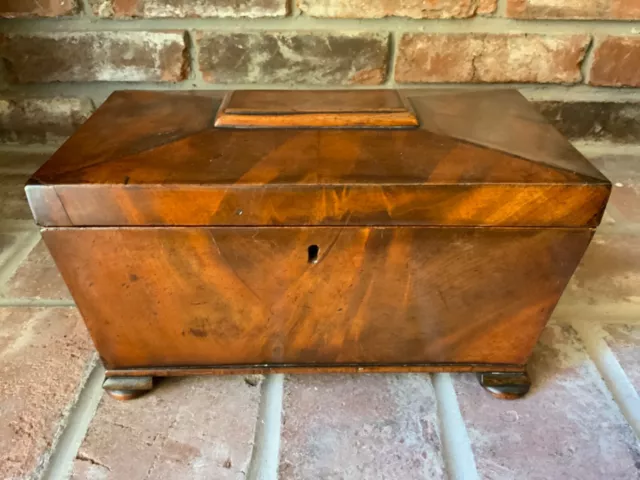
42 226 592 370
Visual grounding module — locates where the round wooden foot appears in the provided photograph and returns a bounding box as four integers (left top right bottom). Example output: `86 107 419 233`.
477 371 530 400
103 376 153 401
105 388 149 401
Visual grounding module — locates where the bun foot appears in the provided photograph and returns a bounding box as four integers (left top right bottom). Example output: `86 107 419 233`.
103 376 153 401
477 371 530 400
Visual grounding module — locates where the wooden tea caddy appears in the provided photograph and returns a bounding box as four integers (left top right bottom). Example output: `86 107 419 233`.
26 89 610 401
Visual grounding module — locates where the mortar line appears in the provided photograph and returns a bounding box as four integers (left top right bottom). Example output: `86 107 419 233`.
580 36 596 85
289 0 300 17
432 373 480 480
0 143 57 154
570 320 640 438
77 0 95 18
386 31 398 86
553 305 640 325
40 360 105 480
0 298 77 307
495 0 507 17
4 82 640 104
246 374 284 480
184 31 201 83
574 141 640 157
1 16 639 33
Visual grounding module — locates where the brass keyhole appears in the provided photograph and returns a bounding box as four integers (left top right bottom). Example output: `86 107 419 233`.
308 245 319 264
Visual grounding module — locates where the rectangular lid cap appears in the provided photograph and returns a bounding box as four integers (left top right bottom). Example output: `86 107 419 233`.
27 89 610 228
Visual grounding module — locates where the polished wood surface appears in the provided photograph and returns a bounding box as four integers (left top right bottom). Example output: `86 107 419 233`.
224 90 409 112
27 89 610 228
105 364 527 377
28 89 611 399
42 226 592 370
215 90 419 128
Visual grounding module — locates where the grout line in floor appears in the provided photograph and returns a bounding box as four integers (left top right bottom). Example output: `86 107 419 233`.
570 320 640 438
432 373 480 480
40 359 105 480
246 374 285 480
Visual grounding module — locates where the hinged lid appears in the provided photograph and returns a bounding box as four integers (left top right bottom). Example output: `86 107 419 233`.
27 89 610 228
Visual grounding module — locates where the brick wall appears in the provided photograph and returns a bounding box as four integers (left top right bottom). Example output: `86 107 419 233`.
0 0 639 145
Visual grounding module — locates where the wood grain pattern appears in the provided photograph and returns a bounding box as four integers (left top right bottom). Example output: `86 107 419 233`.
27 89 611 398
215 90 419 128
223 90 409 113
27 89 610 228
42 226 593 370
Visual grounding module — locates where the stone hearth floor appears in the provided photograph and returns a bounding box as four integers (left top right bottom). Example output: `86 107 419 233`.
0 145 639 480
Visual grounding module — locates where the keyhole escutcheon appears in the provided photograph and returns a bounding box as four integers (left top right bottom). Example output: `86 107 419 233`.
308 245 319 264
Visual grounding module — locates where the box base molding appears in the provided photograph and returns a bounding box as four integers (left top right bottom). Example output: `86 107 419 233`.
102 363 530 401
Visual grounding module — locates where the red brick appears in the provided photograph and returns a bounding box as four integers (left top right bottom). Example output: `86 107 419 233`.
298 0 496 18
507 0 640 19
395 34 589 84
197 32 389 85
0 97 93 144
71 376 261 479
0 32 188 83
0 0 78 17
454 324 640 479
91 0 287 17
590 36 640 87
603 324 640 391
0 308 93 480
1 240 72 301
280 374 445 479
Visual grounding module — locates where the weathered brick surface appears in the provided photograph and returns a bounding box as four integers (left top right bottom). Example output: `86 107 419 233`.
197 32 389 84
280 374 445 480
603 324 640 391
395 34 590 84
454 324 640 479
535 102 640 143
0 151 49 174
590 155 640 225
0 0 78 18
1 240 72 301
0 32 188 83
71 376 261 479
0 308 93 480
565 231 640 306
0 152 49 222
590 36 640 87
0 230 29 268
507 0 640 19
91 0 287 17
0 172 34 220
297 0 496 18
0 97 93 144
